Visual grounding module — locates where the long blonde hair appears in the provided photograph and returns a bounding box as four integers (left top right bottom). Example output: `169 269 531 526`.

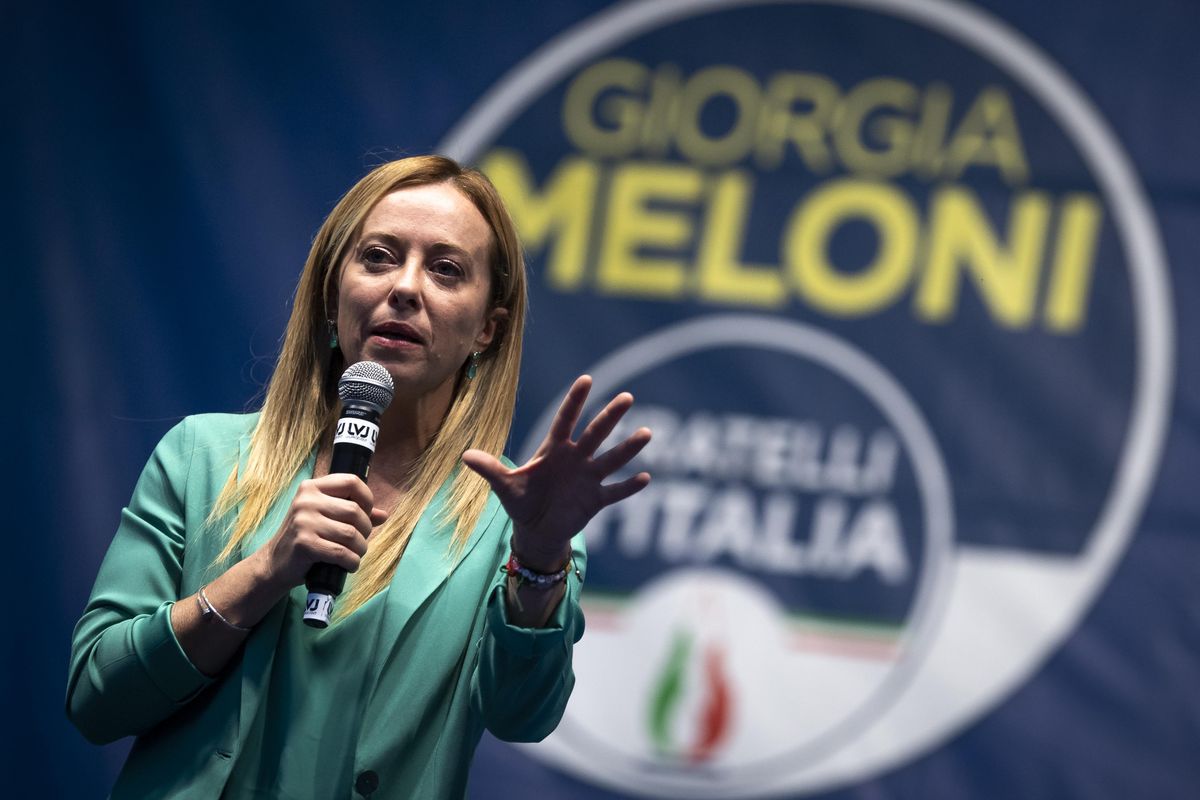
212 155 527 618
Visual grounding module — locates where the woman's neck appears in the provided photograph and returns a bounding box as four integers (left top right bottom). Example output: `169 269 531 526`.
318 378 456 496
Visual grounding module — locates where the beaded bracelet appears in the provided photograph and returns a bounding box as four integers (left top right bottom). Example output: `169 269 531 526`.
196 585 251 632
501 552 573 590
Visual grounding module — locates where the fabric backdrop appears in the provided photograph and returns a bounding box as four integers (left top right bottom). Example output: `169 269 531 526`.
9 1 1198 797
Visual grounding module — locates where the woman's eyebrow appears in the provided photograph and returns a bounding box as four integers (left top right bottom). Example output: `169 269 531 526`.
358 230 404 248
358 232 474 261
426 241 474 261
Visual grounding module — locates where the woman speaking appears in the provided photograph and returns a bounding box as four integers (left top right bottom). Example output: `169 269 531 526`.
66 156 652 799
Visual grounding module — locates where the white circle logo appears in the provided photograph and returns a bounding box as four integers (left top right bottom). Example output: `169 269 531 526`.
443 0 1173 795
521 316 955 796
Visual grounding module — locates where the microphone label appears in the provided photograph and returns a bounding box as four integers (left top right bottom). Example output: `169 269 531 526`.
303 591 334 627
334 418 380 451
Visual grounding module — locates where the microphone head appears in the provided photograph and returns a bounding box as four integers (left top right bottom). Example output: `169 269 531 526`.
338 361 395 414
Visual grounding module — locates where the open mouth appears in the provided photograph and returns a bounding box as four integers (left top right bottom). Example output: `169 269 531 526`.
371 323 423 344
374 331 420 343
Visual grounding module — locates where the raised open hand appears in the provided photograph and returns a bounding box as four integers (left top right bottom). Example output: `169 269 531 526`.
461 375 652 571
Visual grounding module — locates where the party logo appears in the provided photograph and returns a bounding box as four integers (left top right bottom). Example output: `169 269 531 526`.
442 0 1171 795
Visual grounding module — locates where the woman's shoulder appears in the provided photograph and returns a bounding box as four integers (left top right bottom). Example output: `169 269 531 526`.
150 412 261 469
179 411 262 441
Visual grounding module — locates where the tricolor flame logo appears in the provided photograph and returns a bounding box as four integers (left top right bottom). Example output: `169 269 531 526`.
648 629 734 763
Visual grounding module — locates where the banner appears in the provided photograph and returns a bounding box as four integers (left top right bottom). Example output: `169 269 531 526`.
14 1 1197 797
449 2 1175 795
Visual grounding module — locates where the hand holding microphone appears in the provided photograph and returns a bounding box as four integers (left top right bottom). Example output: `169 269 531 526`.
255 362 394 628
303 361 394 627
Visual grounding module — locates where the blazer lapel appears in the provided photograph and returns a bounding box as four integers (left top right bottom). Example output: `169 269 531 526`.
371 478 503 669
385 481 499 620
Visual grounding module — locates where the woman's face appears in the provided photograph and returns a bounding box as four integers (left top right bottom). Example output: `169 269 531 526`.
334 182 504 406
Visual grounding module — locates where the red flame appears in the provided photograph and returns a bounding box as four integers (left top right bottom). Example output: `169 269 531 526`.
689 643 732 762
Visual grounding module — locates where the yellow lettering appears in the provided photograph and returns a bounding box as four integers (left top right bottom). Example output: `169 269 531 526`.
639 64 684 158
675 66 761 166
911 82 953 179
784 180 918 316
916 187 1050 326
943 87 1030 185
1044 194 1103 331
481 149 598 291
755 72 839 172
597 162 702 297
835 78 918 178
697 170 787 306
563 59 649 157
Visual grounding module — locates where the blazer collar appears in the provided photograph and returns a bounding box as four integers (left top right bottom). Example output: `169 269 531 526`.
376 474 502 637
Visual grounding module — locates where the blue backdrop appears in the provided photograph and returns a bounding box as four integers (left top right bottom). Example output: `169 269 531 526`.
10 1 1199 797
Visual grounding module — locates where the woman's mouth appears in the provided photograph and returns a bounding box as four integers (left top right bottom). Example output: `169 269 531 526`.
369 322 424 345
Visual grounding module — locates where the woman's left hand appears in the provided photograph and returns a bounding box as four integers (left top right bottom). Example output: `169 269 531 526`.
462 375 652 571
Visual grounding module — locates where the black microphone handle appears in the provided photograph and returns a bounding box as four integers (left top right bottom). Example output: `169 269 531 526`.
328 438 373 478
303 404 380 628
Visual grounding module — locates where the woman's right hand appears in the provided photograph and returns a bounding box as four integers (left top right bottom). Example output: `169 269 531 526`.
166 474 386 676
253 474 389 595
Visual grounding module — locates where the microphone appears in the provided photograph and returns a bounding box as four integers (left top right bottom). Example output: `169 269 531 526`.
303 361 394 628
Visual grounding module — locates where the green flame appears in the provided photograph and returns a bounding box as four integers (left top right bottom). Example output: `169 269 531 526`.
648 629 693 756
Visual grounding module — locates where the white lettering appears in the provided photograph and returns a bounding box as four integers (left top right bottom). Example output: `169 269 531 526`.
587 480 910 584
611 406 900 494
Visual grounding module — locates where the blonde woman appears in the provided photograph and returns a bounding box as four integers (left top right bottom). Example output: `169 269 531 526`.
67 156 651 799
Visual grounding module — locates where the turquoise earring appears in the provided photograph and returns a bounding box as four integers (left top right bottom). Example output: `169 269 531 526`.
327 319 339 349
467 351 481 379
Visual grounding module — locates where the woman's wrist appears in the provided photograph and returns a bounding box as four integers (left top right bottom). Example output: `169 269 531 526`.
245 546 291 602
205 551 289 630
504 570 567 628
508 535 572 574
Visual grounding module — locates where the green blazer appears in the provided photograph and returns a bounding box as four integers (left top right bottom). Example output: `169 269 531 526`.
66 414 585 799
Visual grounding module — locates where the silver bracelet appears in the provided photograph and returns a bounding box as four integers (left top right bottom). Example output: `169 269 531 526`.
196 585 251 632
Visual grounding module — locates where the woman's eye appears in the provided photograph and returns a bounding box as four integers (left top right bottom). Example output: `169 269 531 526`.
362 246 395 266
430 259 464 278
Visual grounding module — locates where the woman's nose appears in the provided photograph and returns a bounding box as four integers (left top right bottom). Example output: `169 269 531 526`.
388 259 423 307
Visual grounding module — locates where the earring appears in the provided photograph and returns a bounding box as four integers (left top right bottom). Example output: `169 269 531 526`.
327 319 339 349
466 351 481 379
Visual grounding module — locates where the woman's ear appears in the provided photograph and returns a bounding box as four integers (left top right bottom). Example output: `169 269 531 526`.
475 307 509 350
